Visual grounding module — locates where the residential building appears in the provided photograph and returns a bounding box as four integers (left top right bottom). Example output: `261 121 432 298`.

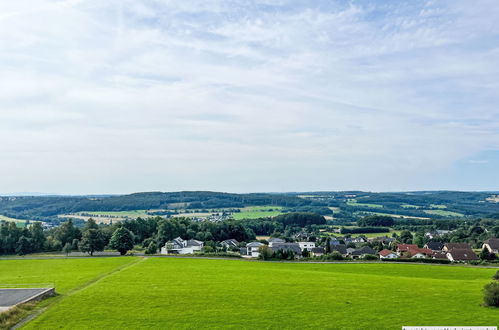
221 239 239 249
349 246 376 259
270 243 302 257
446 248 479 262
482 238 499 254
424 241 444 251
378 249 398 259
298 241 316 251
310 247 325 257
268 238 285 247
443 243 471 252
160 237 204 255
245 242 264 258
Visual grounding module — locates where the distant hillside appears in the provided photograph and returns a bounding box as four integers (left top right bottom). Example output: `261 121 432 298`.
0 190 498 223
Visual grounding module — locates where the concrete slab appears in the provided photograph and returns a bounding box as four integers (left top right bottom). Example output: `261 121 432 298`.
0 288 54 312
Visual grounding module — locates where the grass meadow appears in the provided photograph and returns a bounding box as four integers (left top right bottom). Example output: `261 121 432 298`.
0 257 495 329
231 206 284 220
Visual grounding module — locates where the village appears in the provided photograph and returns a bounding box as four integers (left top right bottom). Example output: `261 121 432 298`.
158 234 499 263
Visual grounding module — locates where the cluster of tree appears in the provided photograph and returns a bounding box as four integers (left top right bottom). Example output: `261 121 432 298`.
258 246 296 260
358 215 394 227
0 222 45 255
340 227 390 234
483 271 499 307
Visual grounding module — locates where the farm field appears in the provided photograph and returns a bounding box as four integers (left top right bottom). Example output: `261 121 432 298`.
423 209 464 217
0 215 29 227
1 257 496 329
346 199 383 208
354 211 430 220
230 206 284 220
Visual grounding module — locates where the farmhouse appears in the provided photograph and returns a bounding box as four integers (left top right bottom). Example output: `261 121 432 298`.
446 248 479 262
160 237 204 255
482 238 499 254
378 249 398 259
245 242 264 258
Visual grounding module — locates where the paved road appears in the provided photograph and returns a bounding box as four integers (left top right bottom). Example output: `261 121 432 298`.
0 288 47 307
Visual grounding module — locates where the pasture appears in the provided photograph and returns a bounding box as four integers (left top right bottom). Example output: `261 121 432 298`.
231 206 284 220
423 209 465 217
346 199 383 208
0 257 497 329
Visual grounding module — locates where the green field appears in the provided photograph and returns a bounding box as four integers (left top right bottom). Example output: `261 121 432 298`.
400 204 421 208
346 199 383 208
0 257 497 329
423 209 464 217
76 210 149 218
231 206 284 220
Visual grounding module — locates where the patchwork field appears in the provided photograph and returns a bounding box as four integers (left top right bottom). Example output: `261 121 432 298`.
0 257 497 329
423 209 465 217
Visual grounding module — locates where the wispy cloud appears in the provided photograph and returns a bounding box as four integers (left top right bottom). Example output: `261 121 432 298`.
0 0 498 193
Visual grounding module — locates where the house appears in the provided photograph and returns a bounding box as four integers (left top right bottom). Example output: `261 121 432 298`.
407 247 432 259
310 247 325 257
298 241 316 251
378 249 398 259
221 239 239 249
270 243 303 257
430 251 448 260
160 237 204 255
446 248 479 262
349 246 376 259
330 244 348 256
344 237 367 245
443 243 471 252
425 230 452 239
396 244 418 255
368 236 394 245
245 242 264 258
424 241 444 251
268 238 286 247
482 238 499 254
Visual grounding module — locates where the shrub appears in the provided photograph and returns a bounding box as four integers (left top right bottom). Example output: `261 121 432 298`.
483 282 499 307
362 254 378 260
493 270 499 281
145 241 158 255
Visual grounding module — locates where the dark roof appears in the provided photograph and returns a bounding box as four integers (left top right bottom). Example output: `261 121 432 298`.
444 243 471 250
447 248 479 261
330 244 348 255
311 247 325 253
431 251 448 259
350 246 376 256
268 238 285 243
484 238 499 249
222 239 239 247
270 243 302 255
247 242 264 247
186 239 203 246
425 241 444 251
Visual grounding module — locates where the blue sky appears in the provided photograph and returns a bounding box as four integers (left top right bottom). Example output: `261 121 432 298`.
0 0 498 194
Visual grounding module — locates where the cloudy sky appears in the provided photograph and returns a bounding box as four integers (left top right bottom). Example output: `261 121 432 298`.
1 0 498 194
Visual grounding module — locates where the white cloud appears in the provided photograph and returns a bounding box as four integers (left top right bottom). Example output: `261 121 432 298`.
0 0 498 193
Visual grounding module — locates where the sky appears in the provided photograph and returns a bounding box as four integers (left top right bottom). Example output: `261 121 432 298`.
0 0 498 194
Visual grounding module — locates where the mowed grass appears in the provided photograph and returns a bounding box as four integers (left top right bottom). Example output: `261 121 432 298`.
18 258 499 329
231 206 284 220
0 258 135 294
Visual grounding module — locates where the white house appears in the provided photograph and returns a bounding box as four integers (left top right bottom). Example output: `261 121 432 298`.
378 249 398 259
246 242 264 258
160 237 204 255
298 242 316 251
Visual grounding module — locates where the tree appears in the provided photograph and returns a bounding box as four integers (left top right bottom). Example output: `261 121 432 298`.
145 241 157 255
480 248 491 260
79 219 105 256
493 270 499 281
483 282 499 307
29 222 46 252
325 237 331 254
16 236 31 255
108 227 134 255
258 245 273 260
55 219 81 246
399 230 413 244
62 242 72 256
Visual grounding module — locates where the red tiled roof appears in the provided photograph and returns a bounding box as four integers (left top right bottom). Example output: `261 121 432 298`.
397 244 418 252
379 249 395 257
